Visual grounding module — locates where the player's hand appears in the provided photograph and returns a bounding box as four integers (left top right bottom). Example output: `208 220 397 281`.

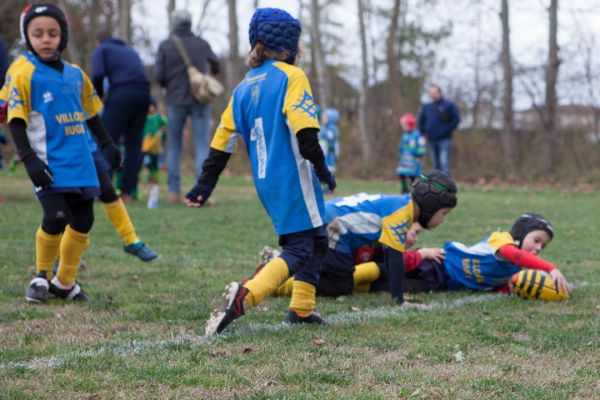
101 142 122 169
184 181 213 208
324 173 336 192
550 268 570 294
23 155 53 188
418 248 446 263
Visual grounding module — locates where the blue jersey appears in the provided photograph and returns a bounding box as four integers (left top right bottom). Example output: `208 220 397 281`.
396 129 426 176
5 53 103 189
443 231 521 291
210 60 325 235
326 193 414 254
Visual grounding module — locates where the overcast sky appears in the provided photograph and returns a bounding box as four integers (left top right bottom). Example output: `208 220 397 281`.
133 0 600 110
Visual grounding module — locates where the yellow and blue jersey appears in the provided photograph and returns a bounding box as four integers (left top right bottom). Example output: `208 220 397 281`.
326 193 414 254
5 53 102 189
210 60 325 235
443 231 521 290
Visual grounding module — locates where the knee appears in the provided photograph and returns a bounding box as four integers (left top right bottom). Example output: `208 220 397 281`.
42 212 68 235
70 212 94 234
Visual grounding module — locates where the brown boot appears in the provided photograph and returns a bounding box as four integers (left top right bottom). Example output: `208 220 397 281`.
168 192 180 204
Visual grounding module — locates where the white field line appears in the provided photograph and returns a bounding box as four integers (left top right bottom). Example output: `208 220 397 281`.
1 280 592 371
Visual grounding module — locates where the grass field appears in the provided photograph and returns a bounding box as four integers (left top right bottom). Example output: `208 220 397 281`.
1 171 599 399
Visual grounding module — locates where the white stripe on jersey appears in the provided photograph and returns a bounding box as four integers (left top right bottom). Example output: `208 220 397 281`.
327 212 382 249
287 119 323 228
224 131 240 153
450 241 496 256
27 110 48 164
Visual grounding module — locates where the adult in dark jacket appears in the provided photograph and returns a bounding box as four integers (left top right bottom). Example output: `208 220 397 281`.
154 10 220 204
0 36 8 88
418 85 460 177
92 31 151 201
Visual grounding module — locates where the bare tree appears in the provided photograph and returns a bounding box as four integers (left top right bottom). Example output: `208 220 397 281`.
167 0 176 31
309 0 332 108
118 0 132 44
543 0 559 174
386 0 402 112
357 0 373 161
500 0 516 169
227 0 240 93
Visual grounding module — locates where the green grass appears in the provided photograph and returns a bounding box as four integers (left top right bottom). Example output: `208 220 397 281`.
1 171 599 399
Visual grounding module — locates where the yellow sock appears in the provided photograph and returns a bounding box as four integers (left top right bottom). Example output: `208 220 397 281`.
355 283 371 292
56 226 89 285
289 280 317 317
35 227 62 276
102 199 139 245
353 262 380 287
274 277 294 296
243 257 289 308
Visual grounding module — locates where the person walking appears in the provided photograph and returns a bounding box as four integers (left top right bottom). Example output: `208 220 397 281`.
91 30 151 202
154 10 220 204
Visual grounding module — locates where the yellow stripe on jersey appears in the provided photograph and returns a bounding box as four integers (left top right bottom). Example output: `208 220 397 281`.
379 201 414 252
487 231 515 251
274 61 320 134
210 96 239 153
6 59 36 124
0 55 28 102
70 63 103 118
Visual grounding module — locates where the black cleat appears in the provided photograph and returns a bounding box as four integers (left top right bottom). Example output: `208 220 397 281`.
284 310 329 325
205 282 248 336
25 272 49 303
49 276 88 301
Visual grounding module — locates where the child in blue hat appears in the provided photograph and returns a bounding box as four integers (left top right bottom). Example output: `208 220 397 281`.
184 8 336 336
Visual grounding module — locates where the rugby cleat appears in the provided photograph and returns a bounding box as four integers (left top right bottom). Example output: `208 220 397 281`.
48 276 88 301
241 246 282 285
284 310 329 326
123 242 159 262
205 282 248 336
25 272 50 303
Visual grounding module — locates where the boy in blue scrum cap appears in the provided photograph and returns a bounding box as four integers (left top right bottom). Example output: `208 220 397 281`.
184 8 336 336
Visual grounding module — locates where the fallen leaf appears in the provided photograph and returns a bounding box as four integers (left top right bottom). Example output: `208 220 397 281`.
454 351 465 363
313 339 326 346
242 347 254 354
351 306 361 312
132 275 139 282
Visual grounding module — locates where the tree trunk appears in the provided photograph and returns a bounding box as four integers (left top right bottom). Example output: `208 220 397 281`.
309 0 331 109
167 0 176 32
85 0 102 74
119 0 132 44
500 0 516 171
227 0 240 93
386 0 402 112
357 0 373 161
543 0 559 175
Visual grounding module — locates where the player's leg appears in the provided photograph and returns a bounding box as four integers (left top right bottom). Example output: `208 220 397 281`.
121 95 150 199
26 194 69 302
353 261 381 292
285 232 329 324
190 103 211 181
50 194 94 301
317 249 355 297
96 153 158 262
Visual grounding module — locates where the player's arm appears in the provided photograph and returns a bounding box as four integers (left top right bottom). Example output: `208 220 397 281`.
284 68 335 191
86 115 121 168
185 97 235 208
498 244 570 294
384 247 405 304
403 250 422 273
8 118 53 188
297 128 335 191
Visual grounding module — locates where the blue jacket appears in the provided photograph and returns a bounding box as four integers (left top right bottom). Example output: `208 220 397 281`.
0 37 8 88
91 37 149 97
418 98 460 141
